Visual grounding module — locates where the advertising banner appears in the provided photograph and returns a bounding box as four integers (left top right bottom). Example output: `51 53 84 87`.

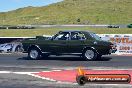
99 34 132 55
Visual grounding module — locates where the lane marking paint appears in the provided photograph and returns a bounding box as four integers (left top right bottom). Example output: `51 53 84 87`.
27 73 57 82
0 71 11 73
13 72 38 74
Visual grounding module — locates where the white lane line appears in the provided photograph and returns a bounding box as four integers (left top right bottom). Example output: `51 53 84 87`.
0 71 32 74
0 71 38 74
12 72 38 74
27 73 56 82
57 81 76 84
42 71 51 72
52 70 62 71
0 71 11 73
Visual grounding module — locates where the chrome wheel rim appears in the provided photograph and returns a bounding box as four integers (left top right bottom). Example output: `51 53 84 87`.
30 50 38 59
85 50 94 60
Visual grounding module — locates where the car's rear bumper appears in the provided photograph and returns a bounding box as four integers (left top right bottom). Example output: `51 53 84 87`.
109 48 117 54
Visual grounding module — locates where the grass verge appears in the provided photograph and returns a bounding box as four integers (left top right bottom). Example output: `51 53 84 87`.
0 27 131 37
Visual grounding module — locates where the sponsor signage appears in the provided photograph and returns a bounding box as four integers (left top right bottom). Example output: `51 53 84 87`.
99 34 132 55
76 67 131 85
85 74 130 84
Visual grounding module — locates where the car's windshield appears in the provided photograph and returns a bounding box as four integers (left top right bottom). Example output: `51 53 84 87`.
90 33 102 41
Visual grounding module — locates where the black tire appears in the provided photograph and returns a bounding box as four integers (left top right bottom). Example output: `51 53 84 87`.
97 54 102 60
83 49 97 61
28 48 41 60
42 54 50 58
76 75 87 86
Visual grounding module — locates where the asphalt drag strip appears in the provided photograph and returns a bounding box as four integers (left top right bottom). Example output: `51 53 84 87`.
0 53 132 87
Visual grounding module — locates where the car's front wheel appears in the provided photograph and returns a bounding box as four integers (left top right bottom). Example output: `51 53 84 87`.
83 49 97 61
28 48 41 60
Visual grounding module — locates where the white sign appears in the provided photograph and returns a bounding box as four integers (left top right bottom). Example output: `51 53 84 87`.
99 34 132 55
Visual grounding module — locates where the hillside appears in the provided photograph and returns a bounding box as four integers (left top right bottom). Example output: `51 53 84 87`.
0 0 131 25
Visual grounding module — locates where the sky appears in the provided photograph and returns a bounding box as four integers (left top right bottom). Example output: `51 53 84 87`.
0 0 63 12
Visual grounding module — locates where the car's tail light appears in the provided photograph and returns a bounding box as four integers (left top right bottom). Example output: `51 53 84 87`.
110 44 117 49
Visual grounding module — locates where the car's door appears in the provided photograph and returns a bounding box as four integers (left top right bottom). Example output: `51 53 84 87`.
67 32 86 53
48 32 70 54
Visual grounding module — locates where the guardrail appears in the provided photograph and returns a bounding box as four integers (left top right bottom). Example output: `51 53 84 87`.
0 24 128 29
0 37 34 44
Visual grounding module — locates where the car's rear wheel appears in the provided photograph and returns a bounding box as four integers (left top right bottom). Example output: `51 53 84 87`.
83 49 97 61
28 48 41 60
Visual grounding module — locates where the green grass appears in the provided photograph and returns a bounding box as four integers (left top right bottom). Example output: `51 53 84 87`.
0 28 131 37
0 0 131 25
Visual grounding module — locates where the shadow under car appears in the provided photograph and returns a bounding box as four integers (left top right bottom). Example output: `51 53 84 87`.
18 55 112 61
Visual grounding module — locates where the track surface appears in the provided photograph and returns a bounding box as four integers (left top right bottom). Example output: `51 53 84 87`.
0 53 132 88
0 54 132 69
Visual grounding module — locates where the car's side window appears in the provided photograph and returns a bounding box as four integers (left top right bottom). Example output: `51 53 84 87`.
54 32 70 40
71 32 86 40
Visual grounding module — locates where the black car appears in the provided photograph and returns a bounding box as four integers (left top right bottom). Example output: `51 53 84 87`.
22 30 117 61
